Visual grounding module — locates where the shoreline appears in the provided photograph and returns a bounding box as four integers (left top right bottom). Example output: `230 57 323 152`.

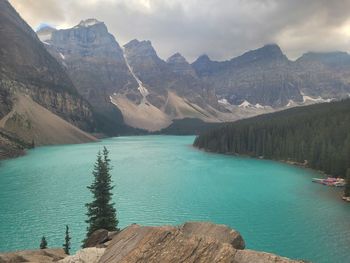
0 134 192 161
194 146 347 200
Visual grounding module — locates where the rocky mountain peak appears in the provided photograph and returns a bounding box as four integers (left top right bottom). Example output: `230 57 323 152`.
166 52 188 64
76 18 102 28
191 54 219 77
261 43 284 54
195 54 212 63
36 25 57 42
124 39 158 58
231 43 287 65
167 52 196 76
297 51 350 69
48 19 117 50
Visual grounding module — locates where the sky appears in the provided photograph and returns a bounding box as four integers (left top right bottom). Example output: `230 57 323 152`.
9 0 350 62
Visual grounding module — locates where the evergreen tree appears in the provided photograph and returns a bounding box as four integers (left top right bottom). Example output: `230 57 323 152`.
63 225 71 255
40 236 48 249
84 147 118 247
344 169 350 197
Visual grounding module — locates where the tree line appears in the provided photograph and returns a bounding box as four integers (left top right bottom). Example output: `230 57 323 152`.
194 99 350 179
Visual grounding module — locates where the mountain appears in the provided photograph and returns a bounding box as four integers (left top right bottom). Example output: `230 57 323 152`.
295 51 350 98
37 19 141 135
192 45 350 108
166 53 197 77
40 24 248 131
0 0 99 157
194 98 350 178
192 44 303 107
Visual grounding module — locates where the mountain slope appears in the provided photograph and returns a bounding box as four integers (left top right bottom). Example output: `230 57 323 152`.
194 99 350 177
0 94 96 145
0 0 97 157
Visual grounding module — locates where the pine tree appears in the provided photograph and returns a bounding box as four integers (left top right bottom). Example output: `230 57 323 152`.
63 225 71 255
40 236 48 249
84 147 118 247
344 169 350 197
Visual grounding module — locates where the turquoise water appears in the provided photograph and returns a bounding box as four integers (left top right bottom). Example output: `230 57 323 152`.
0 136 350 262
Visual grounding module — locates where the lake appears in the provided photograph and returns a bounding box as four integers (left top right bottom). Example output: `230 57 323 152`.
0 136 349 262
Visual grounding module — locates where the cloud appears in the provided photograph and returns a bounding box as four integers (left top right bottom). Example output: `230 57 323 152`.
9 0 350 61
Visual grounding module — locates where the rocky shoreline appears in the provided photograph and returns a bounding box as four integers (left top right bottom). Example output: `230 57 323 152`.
0 222 306 263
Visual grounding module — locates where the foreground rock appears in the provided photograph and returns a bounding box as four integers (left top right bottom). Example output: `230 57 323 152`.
0 222 305 263
0 248 66 262
98 222 303 263
58 248 105 263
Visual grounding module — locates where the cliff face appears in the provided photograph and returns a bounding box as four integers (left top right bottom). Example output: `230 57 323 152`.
0 222 304 263
192 45 303 107
0 0 98 156
38 19 140 135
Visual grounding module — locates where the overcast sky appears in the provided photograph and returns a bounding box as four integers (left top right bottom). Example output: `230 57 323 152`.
9 0 350 62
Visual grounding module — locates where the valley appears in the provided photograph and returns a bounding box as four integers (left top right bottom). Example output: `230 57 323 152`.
1 1 350 262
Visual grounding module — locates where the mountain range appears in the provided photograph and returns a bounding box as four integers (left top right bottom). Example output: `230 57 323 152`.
37 18 350 132
1 0 350 156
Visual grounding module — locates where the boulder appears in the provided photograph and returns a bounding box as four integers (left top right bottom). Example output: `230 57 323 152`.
84 229 109 248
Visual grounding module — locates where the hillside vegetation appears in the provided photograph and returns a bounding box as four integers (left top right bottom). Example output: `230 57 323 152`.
194 100 350 177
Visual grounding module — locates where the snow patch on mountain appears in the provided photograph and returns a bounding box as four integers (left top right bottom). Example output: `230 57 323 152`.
301 92 333 103
38 32 52 42
122 48 149 99
76 19 101 28
286 100 295 107
239 100 252 108
218 98 230 105
59 53 65 60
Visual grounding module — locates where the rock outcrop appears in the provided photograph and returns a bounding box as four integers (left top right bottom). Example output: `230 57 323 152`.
0 222 305 263
58 248 106 263
0 248 66 263
97 222 302 263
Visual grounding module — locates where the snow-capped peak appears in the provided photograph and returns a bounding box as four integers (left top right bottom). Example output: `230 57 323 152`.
76 19 101 28
37 26 56 42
